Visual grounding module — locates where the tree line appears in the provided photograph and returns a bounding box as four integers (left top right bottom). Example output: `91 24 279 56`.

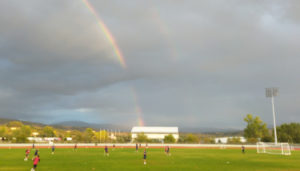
243 114 300 143
0 121 131 143
1 115 298 144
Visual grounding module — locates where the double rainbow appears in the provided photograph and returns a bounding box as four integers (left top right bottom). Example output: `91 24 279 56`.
82 0 127 68
82 0 146 126
132 88 145 126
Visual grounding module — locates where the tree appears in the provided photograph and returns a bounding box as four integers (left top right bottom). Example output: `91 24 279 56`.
227 137 241 144
7 121 23 127
116 134 131 143
71 130 84 142
95 130 108 142
0 126 8 137
261 135 273 142
41 126 56 137
184 134 199 143
243 114 269 142
13 125 31 143
277 123 300 143
56 129 66 141
135 133 148 143
203 137 215 144
164 134 176 143
83 128 95 142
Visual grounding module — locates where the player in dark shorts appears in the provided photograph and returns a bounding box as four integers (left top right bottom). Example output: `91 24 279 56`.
51 145 55 154
32 143 35 149
32 155 40 171
242 145 245 154
165 146 170 155
143 149 147 165
74 143 77 151
25 149 30 161
34 149 39 156
104 145 109 156
136 143 139 152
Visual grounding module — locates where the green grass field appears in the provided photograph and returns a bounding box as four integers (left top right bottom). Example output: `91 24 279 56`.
0 147 299 171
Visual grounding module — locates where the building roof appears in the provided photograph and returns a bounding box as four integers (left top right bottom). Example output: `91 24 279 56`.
131 126 178 133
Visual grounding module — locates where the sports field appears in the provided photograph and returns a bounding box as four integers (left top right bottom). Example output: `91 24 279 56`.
0 147 299 171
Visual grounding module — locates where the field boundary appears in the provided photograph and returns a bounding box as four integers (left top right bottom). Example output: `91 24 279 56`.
1 143 299 150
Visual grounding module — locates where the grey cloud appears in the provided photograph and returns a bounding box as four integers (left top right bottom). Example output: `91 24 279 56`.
0 0 300 128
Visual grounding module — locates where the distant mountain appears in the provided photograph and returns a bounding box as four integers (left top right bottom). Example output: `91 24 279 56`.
179 126 242 134
0 117 45 127
0 117 242 134
52 121 99 128
51 121 131 131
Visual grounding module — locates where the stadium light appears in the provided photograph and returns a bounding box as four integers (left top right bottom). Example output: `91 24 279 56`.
266 87 278 144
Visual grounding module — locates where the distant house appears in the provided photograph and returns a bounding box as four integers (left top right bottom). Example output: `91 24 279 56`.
214 136 246 144
27 137 61 142
32 132 39 136
27 137 43 142
131 126 179 142
10 127 17 130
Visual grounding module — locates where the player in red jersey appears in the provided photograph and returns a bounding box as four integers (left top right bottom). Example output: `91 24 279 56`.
31 155 40 171
24 149 30 161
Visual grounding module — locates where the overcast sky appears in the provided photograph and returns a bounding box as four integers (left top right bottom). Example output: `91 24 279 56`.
0 0 300 129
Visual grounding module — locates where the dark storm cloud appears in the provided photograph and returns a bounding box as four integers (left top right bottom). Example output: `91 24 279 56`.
0 0 299 128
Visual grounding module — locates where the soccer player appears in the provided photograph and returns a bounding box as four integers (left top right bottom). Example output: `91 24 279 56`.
74 143 77 151
167 146 170 156
143 149 147 165
136 143 139 152
31 155 40 171
104 145 109 156
24 149 30 161
165 146 170 155
34 149 39 156
242 145 245 154
51 145 55 155
32 143 35 149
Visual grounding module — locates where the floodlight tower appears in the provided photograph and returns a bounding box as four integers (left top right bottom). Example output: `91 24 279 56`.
266 87 278 144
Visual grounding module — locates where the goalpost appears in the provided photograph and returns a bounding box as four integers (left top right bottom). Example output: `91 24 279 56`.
256 142 291 155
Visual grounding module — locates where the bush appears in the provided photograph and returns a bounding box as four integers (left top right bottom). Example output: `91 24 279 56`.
261 135 274 142
227 137 241 144
184 134 199 143
164 134 176 143
135 133 148 143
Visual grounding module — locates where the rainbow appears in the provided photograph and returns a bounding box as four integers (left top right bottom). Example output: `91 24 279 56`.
150 9 178 61
131 88 145 126
82 0 127 68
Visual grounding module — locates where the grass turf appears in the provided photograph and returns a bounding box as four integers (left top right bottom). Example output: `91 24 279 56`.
0 147 299 171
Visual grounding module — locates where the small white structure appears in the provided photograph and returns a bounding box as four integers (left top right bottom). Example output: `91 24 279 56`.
27 137 43 142
214 136 247 144
66 137 72 141
131 126 179 142
27 137 61 142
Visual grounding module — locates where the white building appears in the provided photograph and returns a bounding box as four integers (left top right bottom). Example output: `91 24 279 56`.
27 137 61 142
214 136 247 144
131 126 179 142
